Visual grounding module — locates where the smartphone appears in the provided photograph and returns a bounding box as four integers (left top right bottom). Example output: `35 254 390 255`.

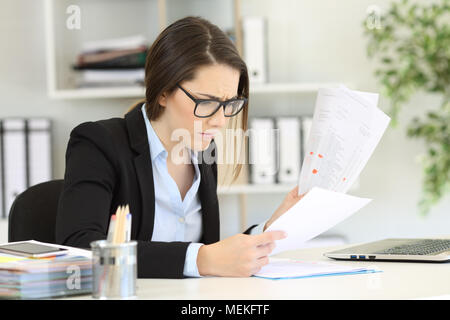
0 242 69 258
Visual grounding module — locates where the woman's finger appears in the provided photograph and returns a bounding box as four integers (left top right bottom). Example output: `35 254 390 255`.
253 231 287 247
256 255 269 267
256 242 275 257
289 185 299 195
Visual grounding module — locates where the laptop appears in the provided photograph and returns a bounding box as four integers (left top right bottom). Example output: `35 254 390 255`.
324 238 450 262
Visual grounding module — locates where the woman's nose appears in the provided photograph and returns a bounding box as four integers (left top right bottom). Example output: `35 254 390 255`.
209 106 227 128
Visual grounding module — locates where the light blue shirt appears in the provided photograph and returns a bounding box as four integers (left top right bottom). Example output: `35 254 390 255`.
141 105 265 277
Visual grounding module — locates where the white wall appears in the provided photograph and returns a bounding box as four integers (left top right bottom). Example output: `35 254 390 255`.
228 0 450 242
0 0 138 241
1 0 449 244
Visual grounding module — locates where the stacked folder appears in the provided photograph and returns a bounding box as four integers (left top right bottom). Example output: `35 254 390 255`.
73 35 148 88
242 17 268 84
0 247 92 299
0 118 52 218
248 116 312 185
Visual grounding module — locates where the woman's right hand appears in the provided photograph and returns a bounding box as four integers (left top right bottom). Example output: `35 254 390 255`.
196 231 287 277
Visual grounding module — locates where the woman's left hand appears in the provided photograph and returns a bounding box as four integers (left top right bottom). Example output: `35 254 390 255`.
263 185 306 232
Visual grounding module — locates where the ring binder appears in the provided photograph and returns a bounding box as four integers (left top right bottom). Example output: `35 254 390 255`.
276 117 301 184
249 117 277 184
2 119 27 219
300 116 313 169
242 17 268 83
0 118 52 218
0 121 4 219
27 118 52 187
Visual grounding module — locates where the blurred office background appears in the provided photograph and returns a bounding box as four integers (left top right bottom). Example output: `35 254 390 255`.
0 0 449 245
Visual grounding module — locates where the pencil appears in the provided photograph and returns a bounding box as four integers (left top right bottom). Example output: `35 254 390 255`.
125 205 131 242
117 205 125 244
107 214 116 242
113 205 122 244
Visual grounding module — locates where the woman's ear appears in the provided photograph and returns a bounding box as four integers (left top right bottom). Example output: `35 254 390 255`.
158 92 168 108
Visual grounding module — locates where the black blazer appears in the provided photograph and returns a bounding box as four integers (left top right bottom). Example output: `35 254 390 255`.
56 103 254 278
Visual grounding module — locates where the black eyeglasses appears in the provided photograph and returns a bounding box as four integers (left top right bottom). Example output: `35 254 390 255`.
176 84 247 118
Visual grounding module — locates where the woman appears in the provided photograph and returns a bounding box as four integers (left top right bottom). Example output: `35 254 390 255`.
55 16 303 278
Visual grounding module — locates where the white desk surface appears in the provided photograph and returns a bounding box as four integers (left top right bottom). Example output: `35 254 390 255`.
65 243 450 300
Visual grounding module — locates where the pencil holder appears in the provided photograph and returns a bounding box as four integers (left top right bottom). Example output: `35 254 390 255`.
90 240 137 299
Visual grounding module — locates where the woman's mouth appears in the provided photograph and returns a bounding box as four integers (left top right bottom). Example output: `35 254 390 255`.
199 132 215 140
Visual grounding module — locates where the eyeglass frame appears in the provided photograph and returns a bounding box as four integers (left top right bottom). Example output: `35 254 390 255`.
176 83 247 118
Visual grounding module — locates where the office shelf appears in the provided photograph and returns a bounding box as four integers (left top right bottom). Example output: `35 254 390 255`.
44 0 237 100
249 82 347 94
47 82 345 100
48 86 146 100
44 0 347 100
217 183 296 195
217 180 359 195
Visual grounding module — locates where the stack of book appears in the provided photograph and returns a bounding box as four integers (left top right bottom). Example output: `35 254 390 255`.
73 35 148 88
0 242 92 299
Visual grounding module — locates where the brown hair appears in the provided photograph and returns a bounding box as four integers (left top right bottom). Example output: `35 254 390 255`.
128 16 249 184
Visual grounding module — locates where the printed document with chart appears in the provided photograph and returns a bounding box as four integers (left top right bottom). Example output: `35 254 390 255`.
266 85 391 256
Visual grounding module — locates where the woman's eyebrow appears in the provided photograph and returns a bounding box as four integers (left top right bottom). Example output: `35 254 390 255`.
195 92 238 100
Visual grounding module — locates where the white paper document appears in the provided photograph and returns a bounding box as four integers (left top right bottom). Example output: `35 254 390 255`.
263 85 389 256
266 187 372 255
254 258 378 280
298 86 390 195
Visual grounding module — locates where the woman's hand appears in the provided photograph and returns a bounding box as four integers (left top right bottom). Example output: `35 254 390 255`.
197 231 287 277
263 185 305 231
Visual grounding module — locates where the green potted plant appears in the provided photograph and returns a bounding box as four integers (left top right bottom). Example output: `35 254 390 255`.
363 0 449 214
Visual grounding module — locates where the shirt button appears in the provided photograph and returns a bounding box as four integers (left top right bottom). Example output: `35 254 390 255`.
179 217 185 223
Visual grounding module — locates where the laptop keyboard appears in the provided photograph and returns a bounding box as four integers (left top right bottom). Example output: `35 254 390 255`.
374 239 450 255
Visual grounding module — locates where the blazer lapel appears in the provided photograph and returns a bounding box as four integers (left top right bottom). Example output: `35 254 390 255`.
125 105 220 244
125 105 156 241
198 143 220 244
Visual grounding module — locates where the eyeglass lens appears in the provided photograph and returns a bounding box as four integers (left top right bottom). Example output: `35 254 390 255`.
195 100 245 117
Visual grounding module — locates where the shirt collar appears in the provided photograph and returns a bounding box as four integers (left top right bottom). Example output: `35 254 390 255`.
142 104 167 161
141 104 200 163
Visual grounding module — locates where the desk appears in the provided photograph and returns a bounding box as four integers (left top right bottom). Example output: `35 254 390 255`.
64 244 450 300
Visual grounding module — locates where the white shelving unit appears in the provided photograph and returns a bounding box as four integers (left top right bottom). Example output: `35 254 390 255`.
47 82 347 100
43 0 358 232
47 86 146 100
44 0 348 100
250 82 345 94
217 183 295 195
44 0 236 100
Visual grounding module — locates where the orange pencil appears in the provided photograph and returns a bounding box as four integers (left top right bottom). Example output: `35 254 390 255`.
113 205 122 244
117 205 125 244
